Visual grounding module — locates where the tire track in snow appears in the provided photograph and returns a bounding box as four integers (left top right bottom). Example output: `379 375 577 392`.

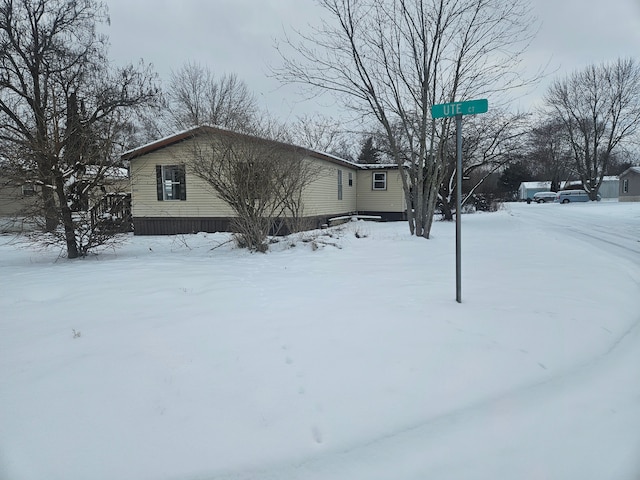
193 314 640 480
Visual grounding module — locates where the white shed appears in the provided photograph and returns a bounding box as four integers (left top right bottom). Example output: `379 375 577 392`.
598 176 619 199
518 181 552 201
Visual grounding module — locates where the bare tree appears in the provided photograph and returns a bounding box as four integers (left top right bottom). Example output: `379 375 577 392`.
524 118 574 192
187 126 319 252
439 110 529 219
167 62 259 132
275 0 538 238
0 0 158 258
286 112 364 163
544 58 640 199
288 114 337 152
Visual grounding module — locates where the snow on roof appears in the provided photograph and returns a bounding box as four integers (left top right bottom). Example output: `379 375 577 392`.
620 166 640 176
520 181 551 189
84 165 129 179
357 163 398 169
304 149 361 169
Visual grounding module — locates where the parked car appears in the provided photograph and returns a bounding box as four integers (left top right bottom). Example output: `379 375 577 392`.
532 191 557 203
554 189 601 203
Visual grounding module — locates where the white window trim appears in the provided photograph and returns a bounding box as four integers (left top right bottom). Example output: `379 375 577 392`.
372 171 387 190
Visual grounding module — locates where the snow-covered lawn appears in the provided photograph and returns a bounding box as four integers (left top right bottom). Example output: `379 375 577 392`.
1 202 639 480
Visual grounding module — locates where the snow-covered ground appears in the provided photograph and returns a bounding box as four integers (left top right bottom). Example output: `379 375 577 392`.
1 201 639 480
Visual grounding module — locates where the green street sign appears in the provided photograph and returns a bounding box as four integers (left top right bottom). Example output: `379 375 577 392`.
431 99 488 118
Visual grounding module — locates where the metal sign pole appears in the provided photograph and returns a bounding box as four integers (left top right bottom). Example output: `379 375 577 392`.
430 98 488 304
456 114 463 303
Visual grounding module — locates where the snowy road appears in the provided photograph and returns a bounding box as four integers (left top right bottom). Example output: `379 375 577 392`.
511 201 640 265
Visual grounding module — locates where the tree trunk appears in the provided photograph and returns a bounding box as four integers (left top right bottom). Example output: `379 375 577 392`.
38 155 59 232
54 174 79 259
423 167 445 239
41 185 59 232
440 200 453 221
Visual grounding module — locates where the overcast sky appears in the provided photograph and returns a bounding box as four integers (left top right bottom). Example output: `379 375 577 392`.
104 0 640 123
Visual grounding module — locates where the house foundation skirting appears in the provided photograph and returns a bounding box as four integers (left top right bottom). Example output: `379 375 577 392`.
133 217 232 235
133 212 406 236
357 211 406 222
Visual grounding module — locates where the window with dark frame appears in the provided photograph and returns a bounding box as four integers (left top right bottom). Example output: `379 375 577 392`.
348 172 353 186
623 178 629 193
21 183 36 196
338 169 343 200
373 171 387 190
156 165 187 201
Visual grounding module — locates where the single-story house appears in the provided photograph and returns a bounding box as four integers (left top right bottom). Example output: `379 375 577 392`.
562 177 619 199
0 180 38 217
0 167 131 233
123 126 406 235
0 180 39 232
519 176 620 201
619 166 640 202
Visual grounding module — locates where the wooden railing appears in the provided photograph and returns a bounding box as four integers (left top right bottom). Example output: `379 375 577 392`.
89 193 132 233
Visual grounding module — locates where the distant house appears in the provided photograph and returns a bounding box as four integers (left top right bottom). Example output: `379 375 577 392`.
518 181 553 201
566 177 620 199
123 126 406 235
0 167 131 233
619 167 640 202
518 177 620 201
0 179 39 232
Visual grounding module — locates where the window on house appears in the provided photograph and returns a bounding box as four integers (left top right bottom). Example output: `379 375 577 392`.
21 183 36 196
348 172 353 186
373 171 387 190
156 165 186 201
623 178 629 193
338 169 343 200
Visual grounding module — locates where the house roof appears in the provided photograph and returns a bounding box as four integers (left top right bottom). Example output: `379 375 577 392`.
620 166 640 177
358 163 398 169
122 125 365 170
520 181 551 189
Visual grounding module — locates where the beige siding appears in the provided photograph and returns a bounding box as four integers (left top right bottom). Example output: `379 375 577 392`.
356 169 405 212
619 171 640 201
129 142 236 218
0 183 38 217
129 139 358 219
301 157 358 216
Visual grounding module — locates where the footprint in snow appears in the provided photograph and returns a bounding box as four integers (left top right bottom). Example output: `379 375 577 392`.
311 426 323 444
